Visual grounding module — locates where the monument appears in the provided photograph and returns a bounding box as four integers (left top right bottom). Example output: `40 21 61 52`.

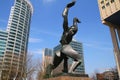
98 0 120 79
44 0 90 80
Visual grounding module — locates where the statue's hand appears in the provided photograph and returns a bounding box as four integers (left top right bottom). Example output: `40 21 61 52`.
67 0 76 8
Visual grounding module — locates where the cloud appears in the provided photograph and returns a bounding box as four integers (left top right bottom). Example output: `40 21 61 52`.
43 0 55 3
38 30 60 37
31 29 60 38
94 68 112 73
0 19 7 30
29 38 43 43
83 41 112 51
28 49 43 55
0 19 7 23
33 49 43 55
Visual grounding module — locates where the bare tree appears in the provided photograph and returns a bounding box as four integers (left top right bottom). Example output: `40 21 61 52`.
21 53 36 80
110 66 119 80
90 73 97 80
36 59 44 80
90 69 99 80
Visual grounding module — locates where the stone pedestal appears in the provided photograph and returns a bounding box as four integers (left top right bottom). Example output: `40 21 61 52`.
44 76 91 80
44 74 91 80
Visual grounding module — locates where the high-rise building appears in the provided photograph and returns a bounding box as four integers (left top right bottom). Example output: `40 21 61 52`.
0 30 8 80
42 48 53 72
53 40 85 74
0 30 8 67
0 0 33 80
98 0 120 78
98 0 120 25
70 40 85 74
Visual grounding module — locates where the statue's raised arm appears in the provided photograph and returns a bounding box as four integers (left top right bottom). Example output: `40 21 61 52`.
62 1 76 32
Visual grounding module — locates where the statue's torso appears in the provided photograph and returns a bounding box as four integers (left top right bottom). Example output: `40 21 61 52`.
60 25 78 45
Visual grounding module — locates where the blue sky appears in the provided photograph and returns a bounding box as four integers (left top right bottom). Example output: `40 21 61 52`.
0 0 116 75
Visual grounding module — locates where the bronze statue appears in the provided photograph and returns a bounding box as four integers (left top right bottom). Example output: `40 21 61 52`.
45 0 81 77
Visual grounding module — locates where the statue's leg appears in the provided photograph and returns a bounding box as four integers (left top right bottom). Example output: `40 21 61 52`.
69 60 81 73
52 52 64 69
63 54 68 73
61 45 82 73
53 51 68 73
45 52 64 77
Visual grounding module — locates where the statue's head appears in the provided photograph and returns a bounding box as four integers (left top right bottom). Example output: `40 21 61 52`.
73 17 80 23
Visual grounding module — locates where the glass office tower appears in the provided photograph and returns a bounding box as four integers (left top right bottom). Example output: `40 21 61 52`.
42 48 53 72
0 30 8 68
0 30 7 80
1 0 33 80
70 40 85 74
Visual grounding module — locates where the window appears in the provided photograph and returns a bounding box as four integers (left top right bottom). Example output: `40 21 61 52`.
17 0 21 3
7 48 13 50
111 0 114 3
12 19 18 24
101 0 104 4
10 30 16 34
9 33 15 37
16 36 21 40
102 6 105 9
10 27 15 31
0 37 6 41
17 33 21 38
106 2 110 6
15 45 20 49
9 38 15 41
15 49 19 52
0 48 5 51
8 44 14 47
16 39 21 43
11 23 17 27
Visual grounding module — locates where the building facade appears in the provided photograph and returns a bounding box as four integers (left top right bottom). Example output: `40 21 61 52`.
42 48 53 72
98 0 120 78
0 0 33 80
53 40 85 74
0 30 8 72
96 70 119 80
98 0 120 25
70 40 85 73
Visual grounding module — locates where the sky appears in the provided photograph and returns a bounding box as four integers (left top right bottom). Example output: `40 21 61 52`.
0 0 116 76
